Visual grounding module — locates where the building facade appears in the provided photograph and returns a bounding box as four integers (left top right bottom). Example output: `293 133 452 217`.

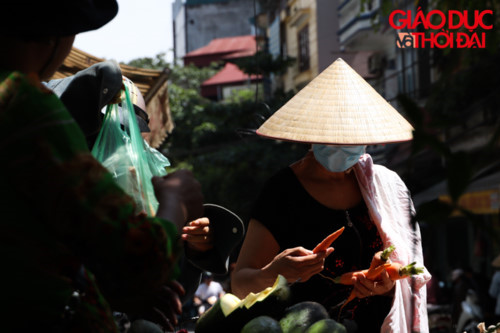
172 0 256 63
274 0 340 92
183 35 262 101
337 0 500 279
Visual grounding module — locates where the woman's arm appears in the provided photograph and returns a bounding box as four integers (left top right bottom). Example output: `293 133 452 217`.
231 219 281 298
153 170 204 232
231 219 332 299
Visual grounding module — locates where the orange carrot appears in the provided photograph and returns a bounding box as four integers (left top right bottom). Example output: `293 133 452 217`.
336 262 392 321
385 262 424 281
335 264 390 321
332 246 395 284
312 226 345 254
368 245 395 271
336 264 389 321
365 262 392 280
333 263 390 285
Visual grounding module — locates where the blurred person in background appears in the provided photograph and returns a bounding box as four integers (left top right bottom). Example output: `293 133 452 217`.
193 272 225 315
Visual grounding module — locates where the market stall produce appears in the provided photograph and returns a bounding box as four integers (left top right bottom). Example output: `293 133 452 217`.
194 275 347 333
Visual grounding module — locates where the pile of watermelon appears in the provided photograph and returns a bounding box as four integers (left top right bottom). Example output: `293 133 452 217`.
195 275 346 333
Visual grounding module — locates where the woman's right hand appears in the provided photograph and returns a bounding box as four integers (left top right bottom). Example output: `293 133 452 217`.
182 217 214 253
264 246 334 284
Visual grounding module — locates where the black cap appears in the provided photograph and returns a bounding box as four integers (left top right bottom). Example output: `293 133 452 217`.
1 0 119 37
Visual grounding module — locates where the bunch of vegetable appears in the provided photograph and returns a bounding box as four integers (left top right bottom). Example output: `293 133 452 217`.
333 245 424 318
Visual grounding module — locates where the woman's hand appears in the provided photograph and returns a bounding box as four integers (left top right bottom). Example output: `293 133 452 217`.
352 270 395 298
264 246 334 284
182 217 214 253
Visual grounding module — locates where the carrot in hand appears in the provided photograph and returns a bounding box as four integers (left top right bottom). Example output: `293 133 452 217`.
334 247 424 321
336 263 390 321
385 261 424 281
335 264 389 321
312 226 345 254
368 245 395 271
333 245 395 285
363 245 395 280
333 263 390 285
365 262 392 279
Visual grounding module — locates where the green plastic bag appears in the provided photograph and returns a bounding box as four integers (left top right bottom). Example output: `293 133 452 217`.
91 84 169 216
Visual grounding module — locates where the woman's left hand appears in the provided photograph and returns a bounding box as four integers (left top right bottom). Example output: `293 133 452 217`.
181 217 214 253
353 270 395 298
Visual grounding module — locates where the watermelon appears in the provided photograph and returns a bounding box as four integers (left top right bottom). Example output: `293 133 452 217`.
194 293 242 333
305 318 347 333
279 301 330 333
240 274 291 319
241 315 283 333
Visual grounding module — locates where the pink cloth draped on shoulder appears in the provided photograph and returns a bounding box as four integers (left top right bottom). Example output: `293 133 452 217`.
354 154 431 333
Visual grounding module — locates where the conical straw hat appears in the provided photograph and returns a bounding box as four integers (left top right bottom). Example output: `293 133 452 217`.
256 58 414 145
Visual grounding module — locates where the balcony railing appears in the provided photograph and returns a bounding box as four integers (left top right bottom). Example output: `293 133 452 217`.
338 0 380 43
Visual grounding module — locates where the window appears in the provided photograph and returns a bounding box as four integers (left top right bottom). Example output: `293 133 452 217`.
298 25 310 72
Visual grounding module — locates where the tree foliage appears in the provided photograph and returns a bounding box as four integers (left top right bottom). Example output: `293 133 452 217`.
164 63 218 153
126 54 299 221
174 99 307 221
230 51 295 76
125 52 170 70
164 66 302 221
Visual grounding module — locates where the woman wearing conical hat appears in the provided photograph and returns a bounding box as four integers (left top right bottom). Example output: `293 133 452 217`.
231 58 431 332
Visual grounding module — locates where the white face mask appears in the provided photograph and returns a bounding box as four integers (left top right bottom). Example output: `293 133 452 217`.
312 145 366 172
